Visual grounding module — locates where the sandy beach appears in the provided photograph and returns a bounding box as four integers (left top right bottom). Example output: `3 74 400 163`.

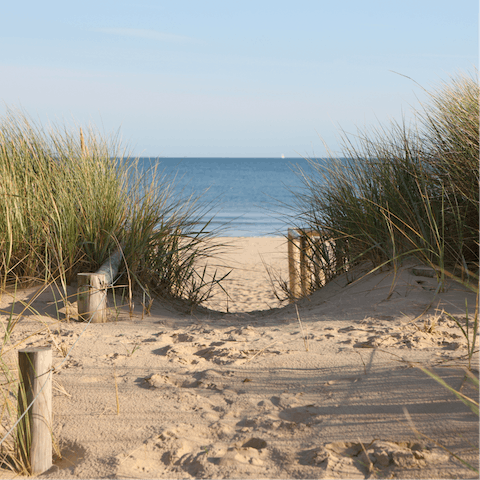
199 237 288 313
0 236 478 479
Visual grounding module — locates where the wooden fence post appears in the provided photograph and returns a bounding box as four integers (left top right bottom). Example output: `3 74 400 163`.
288 229 299 300
288 228 328 302
17 347 52 475
95 250 123 284
77 273 107 323
77 250 123 323
299 234 310 297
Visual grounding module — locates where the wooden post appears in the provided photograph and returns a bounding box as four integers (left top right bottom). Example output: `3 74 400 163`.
312 239 322 288
307 230 323 288
288 229 299 301
299 234 309 297
77 250 123 322
289 228 327 301
77 273 107 323
17 347 52 475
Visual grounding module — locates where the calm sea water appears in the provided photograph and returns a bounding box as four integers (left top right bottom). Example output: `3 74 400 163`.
137 157 320 237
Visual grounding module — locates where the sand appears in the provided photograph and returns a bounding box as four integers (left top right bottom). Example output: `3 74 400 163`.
199 237 289 313
0 237 478 479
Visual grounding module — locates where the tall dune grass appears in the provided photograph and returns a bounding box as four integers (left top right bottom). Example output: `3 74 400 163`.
292 70 479 289
0 109 229 473
0 108 225 305
287 72 479 470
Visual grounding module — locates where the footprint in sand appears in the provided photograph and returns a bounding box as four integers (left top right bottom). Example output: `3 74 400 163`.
304 440 448 478
54 441 87 473
155 340 281 366
115 427 271 478
115 427 209 478
278 405 324 425
153 344 203 365
144 369 225 391
217 444 267 468
172 333 196 343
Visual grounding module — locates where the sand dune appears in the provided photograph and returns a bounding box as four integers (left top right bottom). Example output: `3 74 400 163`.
0 237 478 479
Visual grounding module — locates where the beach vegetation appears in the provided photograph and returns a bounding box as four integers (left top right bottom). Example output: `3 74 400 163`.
0 108 229 473
289 70 478 296
286 69 479 474
0 108 226 306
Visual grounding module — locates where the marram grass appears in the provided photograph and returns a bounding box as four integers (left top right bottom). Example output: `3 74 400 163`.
0 108 226 305
291 70 479 291
286 72 479 473
0 109 228 471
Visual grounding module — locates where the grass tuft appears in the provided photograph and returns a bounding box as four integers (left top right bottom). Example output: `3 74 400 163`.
0 108 229 473
0 108 226 306
286 70 478 309
285 68 479 474
290 71 478 290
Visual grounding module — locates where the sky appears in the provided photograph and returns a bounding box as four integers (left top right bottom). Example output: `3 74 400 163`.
1 0 478 158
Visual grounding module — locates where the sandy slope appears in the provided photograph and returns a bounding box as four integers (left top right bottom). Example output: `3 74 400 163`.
0 237 478 479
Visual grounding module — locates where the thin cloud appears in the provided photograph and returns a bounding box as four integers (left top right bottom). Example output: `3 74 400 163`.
96 28 198 44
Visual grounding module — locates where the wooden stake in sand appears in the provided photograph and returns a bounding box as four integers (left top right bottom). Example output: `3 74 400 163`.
288 228 300 300
77 250 123 323
299 234 310 297
77 272 107 323
288 228 323 301
17 347 52 475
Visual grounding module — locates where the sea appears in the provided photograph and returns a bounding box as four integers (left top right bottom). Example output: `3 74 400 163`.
137 157 321 237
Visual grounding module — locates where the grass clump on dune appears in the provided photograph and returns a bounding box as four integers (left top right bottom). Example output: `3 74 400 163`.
289 71 479 472
293 70 478 290
0 108 227 474
0 108 225 306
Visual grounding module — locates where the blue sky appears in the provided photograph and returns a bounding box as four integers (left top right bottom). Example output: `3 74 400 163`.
1 1 477 157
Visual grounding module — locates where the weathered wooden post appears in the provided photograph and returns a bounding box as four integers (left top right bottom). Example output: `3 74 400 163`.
306 230 324 289
288 229 300 301
77 272 107 323
17 347 52 475
299 233 310 297
95 250 123 282
77 250 123 323
289 228 327 302
312 234 322 288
